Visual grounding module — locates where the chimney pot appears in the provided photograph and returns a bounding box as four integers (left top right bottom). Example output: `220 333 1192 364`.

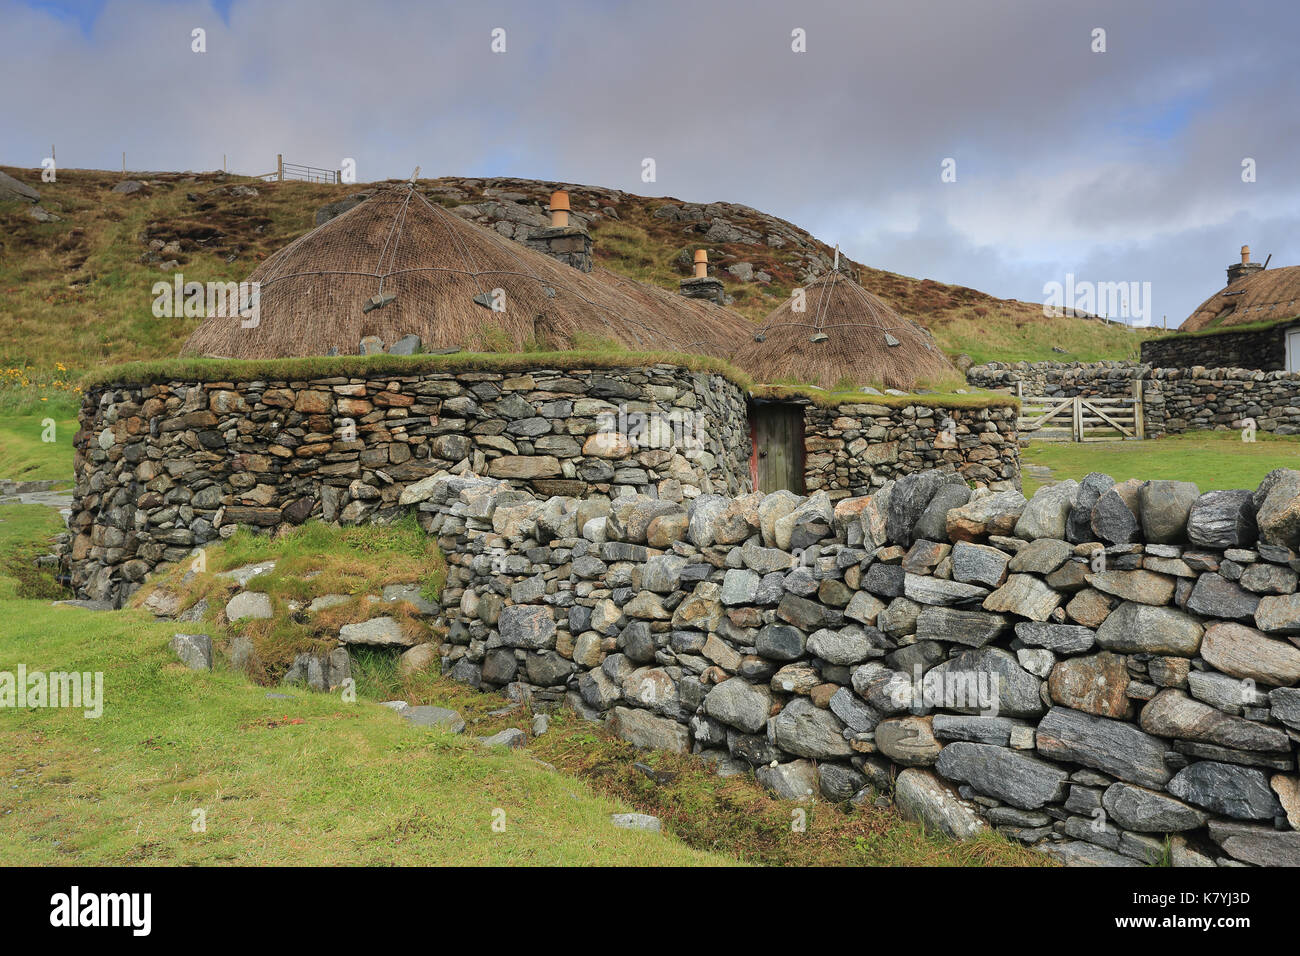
1227 244 1263 285
693 249 708 279
549 190 571 228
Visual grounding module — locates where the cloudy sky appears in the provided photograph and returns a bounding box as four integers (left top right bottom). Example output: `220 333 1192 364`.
4 0 1299 327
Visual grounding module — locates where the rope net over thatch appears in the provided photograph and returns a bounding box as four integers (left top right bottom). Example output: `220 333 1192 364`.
180 184 756 360
736 268 954 390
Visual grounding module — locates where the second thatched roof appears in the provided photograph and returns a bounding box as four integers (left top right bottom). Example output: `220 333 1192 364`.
736 268 954 390
1182 264 1300 332
180 184 755 360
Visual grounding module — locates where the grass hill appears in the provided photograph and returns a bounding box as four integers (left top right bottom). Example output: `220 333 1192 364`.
0 165 1155 396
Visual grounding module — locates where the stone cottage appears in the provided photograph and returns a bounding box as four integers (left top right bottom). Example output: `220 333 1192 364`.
1142 246 1300 370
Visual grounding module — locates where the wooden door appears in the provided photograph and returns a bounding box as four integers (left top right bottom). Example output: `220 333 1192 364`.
1288 329 1300 372
753 403 805 493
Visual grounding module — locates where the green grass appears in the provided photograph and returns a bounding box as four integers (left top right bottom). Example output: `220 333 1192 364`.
132 516 446 682
0 503 68 599
0 505 1046 867
0 598 735 866
935 311 1160 366
0 411 77 483
1021 431 1300 496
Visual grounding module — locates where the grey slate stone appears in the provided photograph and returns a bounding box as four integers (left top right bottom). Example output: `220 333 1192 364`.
1036 706 1171 788
935 741 1069 810
1166 761 1283 820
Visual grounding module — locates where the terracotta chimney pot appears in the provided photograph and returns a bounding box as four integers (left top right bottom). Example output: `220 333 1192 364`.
693 249 708 279
549 190 571 228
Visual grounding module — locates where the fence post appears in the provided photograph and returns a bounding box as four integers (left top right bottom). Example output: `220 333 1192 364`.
277 154 284 182
1073 397 1083 442
1134 378 1145 440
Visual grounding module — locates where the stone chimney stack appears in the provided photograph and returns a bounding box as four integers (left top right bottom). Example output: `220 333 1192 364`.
1227 244 1264 285
523 189 593 272
679 249 725 305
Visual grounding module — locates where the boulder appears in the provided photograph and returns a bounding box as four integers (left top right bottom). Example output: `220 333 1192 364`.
1088 567 1176 605
401 706 466 733
1014 481 1078 541
915 606 1009 647
945 491 1026 541
934 741 1068 810
610 706 691 753
1067 472 1115 544
1207 820 1300 866
887 471 953 547
875 715 942 766
1094 601 1202 655
755 759 819 800
927 647 1044 718
1090 489 1140 545
950 541 1011 588
1167 762 1284 820
339 616 414 647
1048 652 1131 718
1185 573 1259 621
1187 490 1257 549
981 574 1061 621
1036 706 1171 788
498 605 556 648
1139 480 1199 544
225 590 272 622
770 697 852 758
170 633 212 671
1201 621 1300 685
1139 689 1290 752
894 768 989 840
0 169 40 203
703 678 771 734
807 624 888 664
1256 593 1300 635
1256 469 1300 548
1014 621 1096 654
1102 783 1206 832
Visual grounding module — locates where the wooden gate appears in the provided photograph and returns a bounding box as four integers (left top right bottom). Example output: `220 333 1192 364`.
751 403 805 492
1016 382 1144 442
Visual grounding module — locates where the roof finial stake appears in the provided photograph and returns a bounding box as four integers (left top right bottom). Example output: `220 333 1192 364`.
833 245 839 271
408 166 421 185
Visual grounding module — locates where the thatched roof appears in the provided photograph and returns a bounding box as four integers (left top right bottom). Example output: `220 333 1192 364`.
736 268 954 390
180 184 755 359
1182 264 1300 332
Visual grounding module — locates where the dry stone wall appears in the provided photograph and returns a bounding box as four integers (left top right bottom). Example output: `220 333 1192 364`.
969 362 1300 438
966 361 1143 399
1145 367 1300 437
425 467 1300 867
65 364 751 607
1142 326 1291 371
803 400 1020 495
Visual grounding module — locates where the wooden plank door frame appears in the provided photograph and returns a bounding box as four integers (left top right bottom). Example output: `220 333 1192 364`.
750 400 806 494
